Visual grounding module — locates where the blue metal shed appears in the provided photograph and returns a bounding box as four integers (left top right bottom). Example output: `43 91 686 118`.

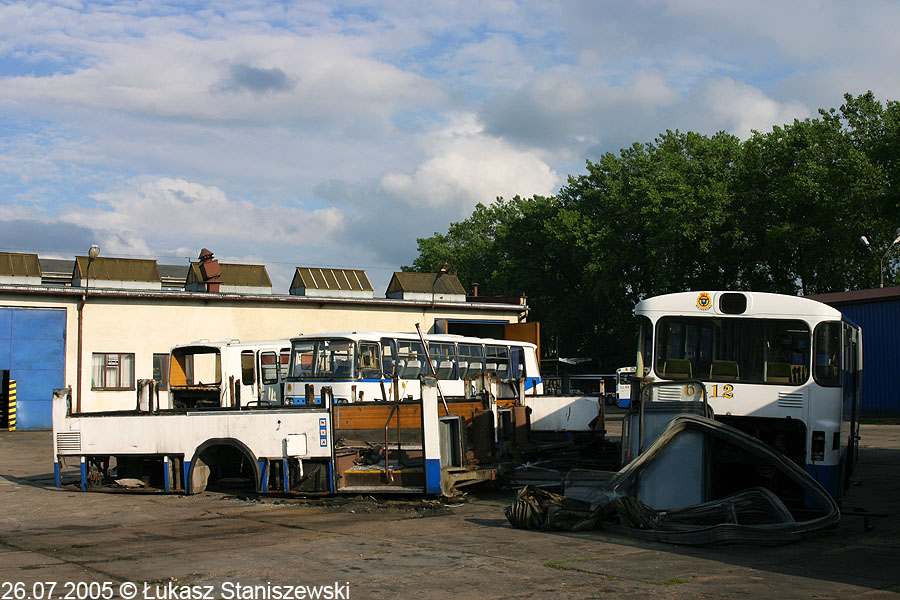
808 287 900 417
0 307 66 429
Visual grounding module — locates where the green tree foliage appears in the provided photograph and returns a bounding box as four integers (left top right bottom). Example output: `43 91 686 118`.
406 92 900 368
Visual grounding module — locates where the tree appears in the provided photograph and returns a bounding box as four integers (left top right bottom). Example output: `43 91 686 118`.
407 92 900 368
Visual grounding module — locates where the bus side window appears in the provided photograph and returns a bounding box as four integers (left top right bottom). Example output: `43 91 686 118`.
260 351 279 385
485 345 509 378
279 349 290 379
240 350 255 385
380 339 396 378
813 321 841 387
359 343 381 379
427 342 457 380
458 344 483 379
510 347 526 378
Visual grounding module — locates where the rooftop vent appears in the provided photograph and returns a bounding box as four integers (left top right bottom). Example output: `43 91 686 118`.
385 271 467 303
0 252 42 286
290 267 374 299
72 256 162 290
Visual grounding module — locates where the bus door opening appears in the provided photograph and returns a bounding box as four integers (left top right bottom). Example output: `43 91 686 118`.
259 350 289 406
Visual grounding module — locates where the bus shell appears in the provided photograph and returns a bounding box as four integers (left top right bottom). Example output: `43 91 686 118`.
52 335 597 497
167 339 292 409
633 291 862 502
283 331 543 404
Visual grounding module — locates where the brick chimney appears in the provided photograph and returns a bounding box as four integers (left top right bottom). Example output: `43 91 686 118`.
198 248 222 293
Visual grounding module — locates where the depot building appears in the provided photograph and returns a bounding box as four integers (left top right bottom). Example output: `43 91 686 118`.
0 249 535 429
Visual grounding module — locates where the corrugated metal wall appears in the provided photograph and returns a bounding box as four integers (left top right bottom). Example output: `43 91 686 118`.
837 300 900 417
0 307 66 429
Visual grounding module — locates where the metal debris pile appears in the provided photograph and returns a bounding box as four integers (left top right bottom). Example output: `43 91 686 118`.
505 415 841 545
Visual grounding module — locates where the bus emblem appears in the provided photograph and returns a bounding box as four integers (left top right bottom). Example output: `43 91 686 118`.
696 293 712 311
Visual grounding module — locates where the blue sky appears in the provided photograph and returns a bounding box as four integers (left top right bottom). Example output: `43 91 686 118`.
2 0 899 293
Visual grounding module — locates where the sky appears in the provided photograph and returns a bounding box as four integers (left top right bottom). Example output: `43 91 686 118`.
2 1 900 294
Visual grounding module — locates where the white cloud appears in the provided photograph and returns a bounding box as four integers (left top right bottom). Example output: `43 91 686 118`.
0 33 446 125
380 114 559 213
2 0 900 292
691 78 811 137
58 177 343 257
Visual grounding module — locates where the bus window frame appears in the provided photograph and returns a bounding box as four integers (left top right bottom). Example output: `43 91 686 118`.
653 315 812 386
358 341 382 380
813 321 842 388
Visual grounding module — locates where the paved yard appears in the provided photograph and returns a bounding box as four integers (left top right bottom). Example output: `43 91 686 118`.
1 419 898 599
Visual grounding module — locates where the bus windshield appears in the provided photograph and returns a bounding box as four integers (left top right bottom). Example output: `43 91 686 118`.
653 316 811 385
289 339 355 379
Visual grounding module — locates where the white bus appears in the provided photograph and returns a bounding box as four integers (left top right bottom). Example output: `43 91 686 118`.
52 336 508 496
615 366 636 409
52 334 600 497
283 331 543 404
633 291 862 503
167 339 292 409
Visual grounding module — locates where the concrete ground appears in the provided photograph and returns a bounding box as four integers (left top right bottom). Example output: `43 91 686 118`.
1 413 899 599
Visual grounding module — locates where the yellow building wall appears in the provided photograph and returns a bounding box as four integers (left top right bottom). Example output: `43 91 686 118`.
2 292 522 413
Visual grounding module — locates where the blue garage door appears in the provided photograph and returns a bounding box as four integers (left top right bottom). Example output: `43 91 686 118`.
0 308 66 430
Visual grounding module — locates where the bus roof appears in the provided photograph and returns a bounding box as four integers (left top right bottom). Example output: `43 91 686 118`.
288 330 536 349
635 291 843 320
174 339 292 350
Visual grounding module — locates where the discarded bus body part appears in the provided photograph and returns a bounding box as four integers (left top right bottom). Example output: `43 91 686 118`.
54 371 506 497
620 379 711 467
54 331 598 498
507 415 840 545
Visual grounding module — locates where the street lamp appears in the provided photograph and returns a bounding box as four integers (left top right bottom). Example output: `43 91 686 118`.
861 230 900 287
86 243 100 291
881 230 900 288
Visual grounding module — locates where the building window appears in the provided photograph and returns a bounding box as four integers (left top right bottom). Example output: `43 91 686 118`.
92 353 135 390
153 353 169 390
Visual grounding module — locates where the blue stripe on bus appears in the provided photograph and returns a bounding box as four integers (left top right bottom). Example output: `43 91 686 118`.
425 458 442 495
805 463 839 505
617 398 631 409
183 460 191 494
259 459 268 493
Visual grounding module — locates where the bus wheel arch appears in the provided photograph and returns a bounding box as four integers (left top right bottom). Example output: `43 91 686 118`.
188 438 261 494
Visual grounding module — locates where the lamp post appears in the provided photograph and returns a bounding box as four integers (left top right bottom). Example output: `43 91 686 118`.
76 244 100 413
87 244 100 290
862 230 900 288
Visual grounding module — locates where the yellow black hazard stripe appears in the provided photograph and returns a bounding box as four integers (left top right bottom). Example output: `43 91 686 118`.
7 380 15 431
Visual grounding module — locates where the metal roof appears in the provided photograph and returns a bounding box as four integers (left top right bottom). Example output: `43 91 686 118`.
187 262 272 287
291 267 373 292
806 286 900 306
74 256 161 282
386 272 466 295
0 252 41 278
